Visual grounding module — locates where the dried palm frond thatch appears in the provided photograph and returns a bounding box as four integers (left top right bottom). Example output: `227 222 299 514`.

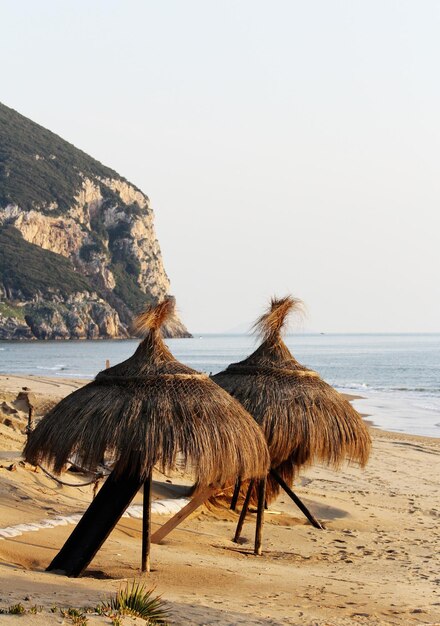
212 296 371 503
24 298 269 488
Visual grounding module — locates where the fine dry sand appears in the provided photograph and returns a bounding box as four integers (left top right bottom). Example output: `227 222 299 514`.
0 374 439 625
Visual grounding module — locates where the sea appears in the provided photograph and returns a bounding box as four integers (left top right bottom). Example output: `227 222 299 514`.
0 333 439 438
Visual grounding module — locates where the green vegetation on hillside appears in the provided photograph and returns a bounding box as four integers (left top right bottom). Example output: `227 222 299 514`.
0 226 92 299
111 262 154 314
0 102 134 213
0 302 25 319
0 102 187 337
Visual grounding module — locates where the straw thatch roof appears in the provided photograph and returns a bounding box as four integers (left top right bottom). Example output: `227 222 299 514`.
24 299 269 487
212 296 371 501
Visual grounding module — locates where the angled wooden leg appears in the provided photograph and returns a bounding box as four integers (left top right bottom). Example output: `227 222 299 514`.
141 472 152 573
233 479 254 543
254 476 267 555
151 485 216 544
230 478 241 511
47 470 143 577
270 469 324 530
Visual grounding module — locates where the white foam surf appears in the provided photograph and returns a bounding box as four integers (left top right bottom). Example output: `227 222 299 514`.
0 498 189 540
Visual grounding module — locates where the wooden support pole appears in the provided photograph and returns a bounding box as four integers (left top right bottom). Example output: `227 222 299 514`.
141 472 152 573
233 479 254 543
92 477 101 500
24 391 35 439
47 470 143 577
254 476 266 555
105 359 110 369
230 478 241 511
151 485 216 544
270 469 324 530
26 406 34 437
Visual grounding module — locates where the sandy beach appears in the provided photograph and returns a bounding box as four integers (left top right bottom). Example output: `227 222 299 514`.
0 374 439 625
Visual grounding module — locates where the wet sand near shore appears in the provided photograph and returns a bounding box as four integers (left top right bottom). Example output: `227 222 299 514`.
0 375 439 625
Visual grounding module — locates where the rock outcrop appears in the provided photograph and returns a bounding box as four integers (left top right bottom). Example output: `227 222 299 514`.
0 102 189 339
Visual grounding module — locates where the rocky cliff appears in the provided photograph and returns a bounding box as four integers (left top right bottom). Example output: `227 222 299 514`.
0 102 189 339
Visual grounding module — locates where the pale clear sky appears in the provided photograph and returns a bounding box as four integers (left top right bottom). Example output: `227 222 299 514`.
2 1 440 333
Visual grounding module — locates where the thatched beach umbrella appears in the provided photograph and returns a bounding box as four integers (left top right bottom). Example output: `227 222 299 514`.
212 296 371 553
24 299 269 576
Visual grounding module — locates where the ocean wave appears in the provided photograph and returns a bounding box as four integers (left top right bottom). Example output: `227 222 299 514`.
338 382 440 395
411 400 440 412
36 364 68 371
54 372 94 379
392 387 440 393
337 382 370 390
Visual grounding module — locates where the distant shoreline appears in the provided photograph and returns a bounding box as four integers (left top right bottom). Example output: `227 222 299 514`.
2 331 440 343
0 335 192 344
1 373 438 444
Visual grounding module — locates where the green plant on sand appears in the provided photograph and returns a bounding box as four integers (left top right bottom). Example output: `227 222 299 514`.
100 580 170 624
8 603 26 614
60 607 88 625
